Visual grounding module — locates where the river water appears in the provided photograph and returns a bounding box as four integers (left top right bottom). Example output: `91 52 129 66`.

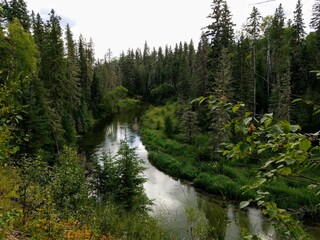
79 109 319 240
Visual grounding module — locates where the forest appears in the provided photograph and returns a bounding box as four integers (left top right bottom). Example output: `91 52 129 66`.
1 0 320 239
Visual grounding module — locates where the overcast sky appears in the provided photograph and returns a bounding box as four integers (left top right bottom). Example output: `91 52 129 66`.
25 0 315 59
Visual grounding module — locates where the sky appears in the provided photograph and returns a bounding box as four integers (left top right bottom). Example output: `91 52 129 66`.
25 0 315 60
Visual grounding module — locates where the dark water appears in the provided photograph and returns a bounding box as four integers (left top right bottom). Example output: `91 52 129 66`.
79 109 320 240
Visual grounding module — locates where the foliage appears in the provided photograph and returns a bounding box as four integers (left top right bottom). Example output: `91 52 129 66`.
50 147 89 217
164 115 174 138
202 96 319 239
3 0 320 238
95 140 150 212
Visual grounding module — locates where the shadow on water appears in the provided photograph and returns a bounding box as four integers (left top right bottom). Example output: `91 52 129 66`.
79 107 319 240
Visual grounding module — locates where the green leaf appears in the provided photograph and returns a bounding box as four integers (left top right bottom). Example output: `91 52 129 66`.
289 125 300 133
232 105 240 113
285 157 296 165
245 112 252 118
264 160 273 168
279 167 292 176
300 139 311 152
243 117 252 125
314 108 320 116
260 113 273 127
239 142 250 153
292 98 302 103
239 201 250 209
12 146 19 154
256 178 267 186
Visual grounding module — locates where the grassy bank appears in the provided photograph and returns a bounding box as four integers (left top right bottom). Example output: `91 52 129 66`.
140 104 320 213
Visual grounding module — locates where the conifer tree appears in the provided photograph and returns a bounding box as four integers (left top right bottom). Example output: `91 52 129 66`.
293 0 306 42
114 140 149 211
270 4 286 83
310 0 320 32
205 0 234 61
267 4 292 119
232 34 252 106
205 0 234 90
188 40 197 99
63 24 81 143
41 9 67 150
65 24 80 110
3 0 30 31
246 6 261 116
77 35 94 132
212 47 233 100
180 105 200 144
291 0 307 95
269 62 291 121
310 0 320 67
210 48 232 151
195 34 210 97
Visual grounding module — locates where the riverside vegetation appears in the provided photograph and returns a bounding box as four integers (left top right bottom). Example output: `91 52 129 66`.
2 0 320 239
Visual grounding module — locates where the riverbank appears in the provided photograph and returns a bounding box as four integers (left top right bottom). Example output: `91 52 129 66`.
139 104 320 217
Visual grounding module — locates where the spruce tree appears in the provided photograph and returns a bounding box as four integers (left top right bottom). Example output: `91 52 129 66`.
195 34 210 97
310 0 320 32
114 140 149 211
210 48 232 151
246 6 261 116
41 9 67 150
180 105 200 144
64 24 80 143
293 0 306 42
267 4 292 119
205 0 234 90
232 34 253 106
77 35 94 132
310 0 320 67
291 0 307 96
269 62 291 121
3 0 30 31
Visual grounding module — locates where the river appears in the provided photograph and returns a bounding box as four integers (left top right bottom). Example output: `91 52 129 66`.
79 109 320 240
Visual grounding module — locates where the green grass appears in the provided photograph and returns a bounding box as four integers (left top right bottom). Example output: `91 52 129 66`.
140 104 320 213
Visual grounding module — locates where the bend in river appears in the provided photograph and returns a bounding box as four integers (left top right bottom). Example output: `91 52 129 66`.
79 108 320 240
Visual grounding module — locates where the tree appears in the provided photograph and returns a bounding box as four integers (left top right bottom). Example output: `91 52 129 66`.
114 140 149 212
212 47 233 100
41 9 67 151
267 4 292 121
180 105 200 144
95 152 117 202
310 0 320 67
6 19 37 83
205 0 234 73
269 63 291 121
209 48 233 151
310 0 320 32
64 24 80 143
232 34 253 106
293 0 305 42
164 115 174 138
195 34 210 97
290 0 307 96
246 6 262 116
51 147 88 217
77 35 94 132
2 0 30 31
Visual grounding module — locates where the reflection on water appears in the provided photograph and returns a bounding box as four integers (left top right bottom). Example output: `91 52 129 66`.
80 110 278 239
